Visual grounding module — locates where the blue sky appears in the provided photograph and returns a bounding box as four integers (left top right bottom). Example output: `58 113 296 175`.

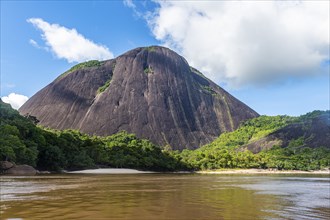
1 0 329 116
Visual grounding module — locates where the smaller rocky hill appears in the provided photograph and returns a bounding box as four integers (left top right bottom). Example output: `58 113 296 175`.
244 111 330 153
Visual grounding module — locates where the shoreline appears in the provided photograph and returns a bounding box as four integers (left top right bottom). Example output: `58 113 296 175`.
67 168 329 175
67 168 155 174
2 167 329 175
196 168 330 175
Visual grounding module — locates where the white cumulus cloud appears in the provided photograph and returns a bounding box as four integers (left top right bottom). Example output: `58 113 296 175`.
29 39 48 51
147 1 330 87
27 18 114 63
123 0 136 9
29 39 39 47
2 93 29 110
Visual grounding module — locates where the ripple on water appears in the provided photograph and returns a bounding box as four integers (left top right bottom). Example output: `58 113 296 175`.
0 176 82 202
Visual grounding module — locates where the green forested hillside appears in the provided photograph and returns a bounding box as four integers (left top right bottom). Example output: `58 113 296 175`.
1 99 329 172
173 111 330 170
0 100 182 171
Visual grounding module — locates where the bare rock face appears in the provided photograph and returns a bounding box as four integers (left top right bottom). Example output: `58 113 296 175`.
0 161 14 170
19 46 258 150
5 165 37 175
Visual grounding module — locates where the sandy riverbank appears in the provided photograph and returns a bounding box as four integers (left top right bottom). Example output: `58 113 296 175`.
197 169 330 175
67 168 329 175
67 168 154 174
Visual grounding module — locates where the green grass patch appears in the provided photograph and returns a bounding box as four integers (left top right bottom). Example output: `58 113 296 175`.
201 85 216 95
111 62 116 72
144 66 154 74
59 60 102 79
190 67 203 76
145 46 156 52
97 79 112 94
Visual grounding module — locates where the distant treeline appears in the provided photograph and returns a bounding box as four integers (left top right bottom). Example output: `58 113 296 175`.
1 100 329 171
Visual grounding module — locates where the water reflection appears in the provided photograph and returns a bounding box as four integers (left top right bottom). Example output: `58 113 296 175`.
237 176 330 219
1 174 329 219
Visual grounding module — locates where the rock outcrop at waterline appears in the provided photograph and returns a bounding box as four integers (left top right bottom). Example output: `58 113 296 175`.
19 46 258 150
0 161 37 175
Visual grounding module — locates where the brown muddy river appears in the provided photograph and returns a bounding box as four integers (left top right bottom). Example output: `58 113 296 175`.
0 173 329 219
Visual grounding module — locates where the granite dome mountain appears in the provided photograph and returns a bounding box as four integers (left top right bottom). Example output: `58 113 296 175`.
19 46 258 150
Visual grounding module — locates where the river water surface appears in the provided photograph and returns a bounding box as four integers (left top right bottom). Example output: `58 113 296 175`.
1 173 329 219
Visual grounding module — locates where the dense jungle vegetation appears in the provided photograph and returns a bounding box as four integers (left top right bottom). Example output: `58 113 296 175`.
1 100 329 172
